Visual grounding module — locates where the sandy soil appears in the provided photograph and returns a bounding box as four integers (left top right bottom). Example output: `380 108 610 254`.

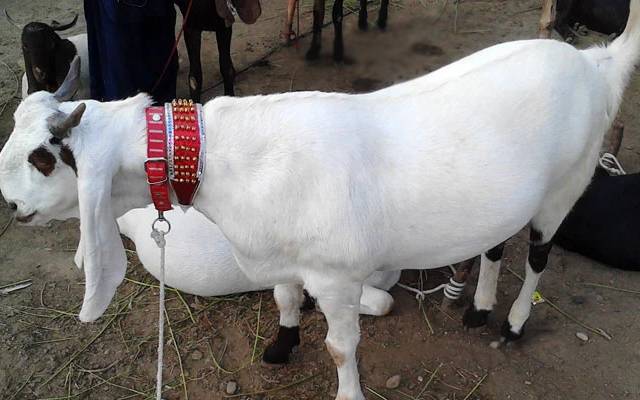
1 0 639 399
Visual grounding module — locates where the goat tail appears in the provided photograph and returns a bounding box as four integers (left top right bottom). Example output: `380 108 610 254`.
606 0 640 93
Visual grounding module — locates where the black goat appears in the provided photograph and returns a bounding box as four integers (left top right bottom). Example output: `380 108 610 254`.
306 0 390 61
7 11 90 99
555 0 630 41
555 169 640 271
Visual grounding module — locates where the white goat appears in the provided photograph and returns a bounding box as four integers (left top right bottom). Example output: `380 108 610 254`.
118 206 399 307
2 0 640 397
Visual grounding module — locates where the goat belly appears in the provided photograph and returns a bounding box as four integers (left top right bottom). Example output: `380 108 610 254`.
554 170 640 270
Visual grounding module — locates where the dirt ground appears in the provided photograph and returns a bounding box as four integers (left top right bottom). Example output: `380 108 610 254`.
1 0 640 399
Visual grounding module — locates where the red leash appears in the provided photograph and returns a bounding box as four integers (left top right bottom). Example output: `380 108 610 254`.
151 0 194 95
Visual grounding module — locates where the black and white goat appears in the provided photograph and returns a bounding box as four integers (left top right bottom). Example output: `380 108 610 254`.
8 12 90 100
555 0 630 41
306 0 390 61
2 1 640 397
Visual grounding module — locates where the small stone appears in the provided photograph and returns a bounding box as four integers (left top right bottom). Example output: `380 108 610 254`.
490 340 501 349
386 375 401 389
226 380 238 395
524 380 532 385
576 332 589 342
417 376 424 383
191 350 203 360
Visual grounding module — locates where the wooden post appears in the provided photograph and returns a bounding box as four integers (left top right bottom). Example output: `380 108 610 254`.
538 0 557 39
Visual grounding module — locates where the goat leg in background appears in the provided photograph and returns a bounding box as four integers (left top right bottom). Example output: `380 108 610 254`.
184 29 203 102
377 0 389 30
441 257 476 310
332 0 345 62
216 27 236 96
539 0 558 39
306 0 325 60
358 0 368 31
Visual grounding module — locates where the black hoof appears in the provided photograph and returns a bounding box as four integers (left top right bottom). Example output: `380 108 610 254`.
301 291 316 311
358 19 368 31
463 306 491 329
305 45 321 61
500 320 525 342
262 326 300 365
377 19 387 31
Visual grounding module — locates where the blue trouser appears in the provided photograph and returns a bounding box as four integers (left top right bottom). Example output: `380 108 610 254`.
84 0 178 103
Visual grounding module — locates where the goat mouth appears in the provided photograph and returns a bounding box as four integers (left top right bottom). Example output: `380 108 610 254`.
15 211 36 223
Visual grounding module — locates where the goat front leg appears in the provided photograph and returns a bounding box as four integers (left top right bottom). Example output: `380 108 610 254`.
184 29 203 102
377 0 389 30
311 281 364 400
332 0 345 62
263 283 304 364
215 27 236 96
463 242 505 328
306 0 325 60
358 0 368 31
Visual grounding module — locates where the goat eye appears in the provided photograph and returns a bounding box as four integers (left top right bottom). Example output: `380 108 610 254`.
49 136 62 145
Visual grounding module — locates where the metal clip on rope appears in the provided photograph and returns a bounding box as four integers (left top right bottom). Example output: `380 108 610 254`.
151 212 171 400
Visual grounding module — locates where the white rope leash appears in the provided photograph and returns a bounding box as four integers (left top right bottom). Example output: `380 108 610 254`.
396 265 464 301
151 216 171 400
599 152 626 176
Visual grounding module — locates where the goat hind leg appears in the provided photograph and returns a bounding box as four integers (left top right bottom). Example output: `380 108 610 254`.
377 0 389 30
306 0 325 60
501 156 598 342
183 29 203 102
358 0 368 31
463 243 505 329
332 0 345 62
215 27 235 96
263 283 304 364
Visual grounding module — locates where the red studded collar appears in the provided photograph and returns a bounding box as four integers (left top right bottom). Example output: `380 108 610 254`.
144 99 205 212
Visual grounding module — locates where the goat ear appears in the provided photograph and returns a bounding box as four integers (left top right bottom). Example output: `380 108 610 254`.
76 171 127 322
48 103 85 139
53 55 81 102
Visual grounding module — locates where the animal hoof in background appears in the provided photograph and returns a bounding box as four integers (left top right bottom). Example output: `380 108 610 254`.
305 44 321 61
462 305 490 329
377 18 387 31
301 291 316 311
262 326 300 365
565 34 576 44
500 320 525 343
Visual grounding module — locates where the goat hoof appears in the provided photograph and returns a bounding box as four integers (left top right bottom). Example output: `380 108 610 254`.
377 19 387 31
462 306 490 329
262 326 300 365
305 46 321 61
358 19 369 31
301 291 316 311
500 320 525 342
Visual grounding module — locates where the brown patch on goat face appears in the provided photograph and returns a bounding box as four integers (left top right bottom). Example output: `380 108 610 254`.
326 341 345 368
59 145 77 175
28 146 56 176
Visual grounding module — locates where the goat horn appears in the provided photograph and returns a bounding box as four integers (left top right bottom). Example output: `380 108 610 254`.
4 9 24 30
51 12 78 31
48 103 86 139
